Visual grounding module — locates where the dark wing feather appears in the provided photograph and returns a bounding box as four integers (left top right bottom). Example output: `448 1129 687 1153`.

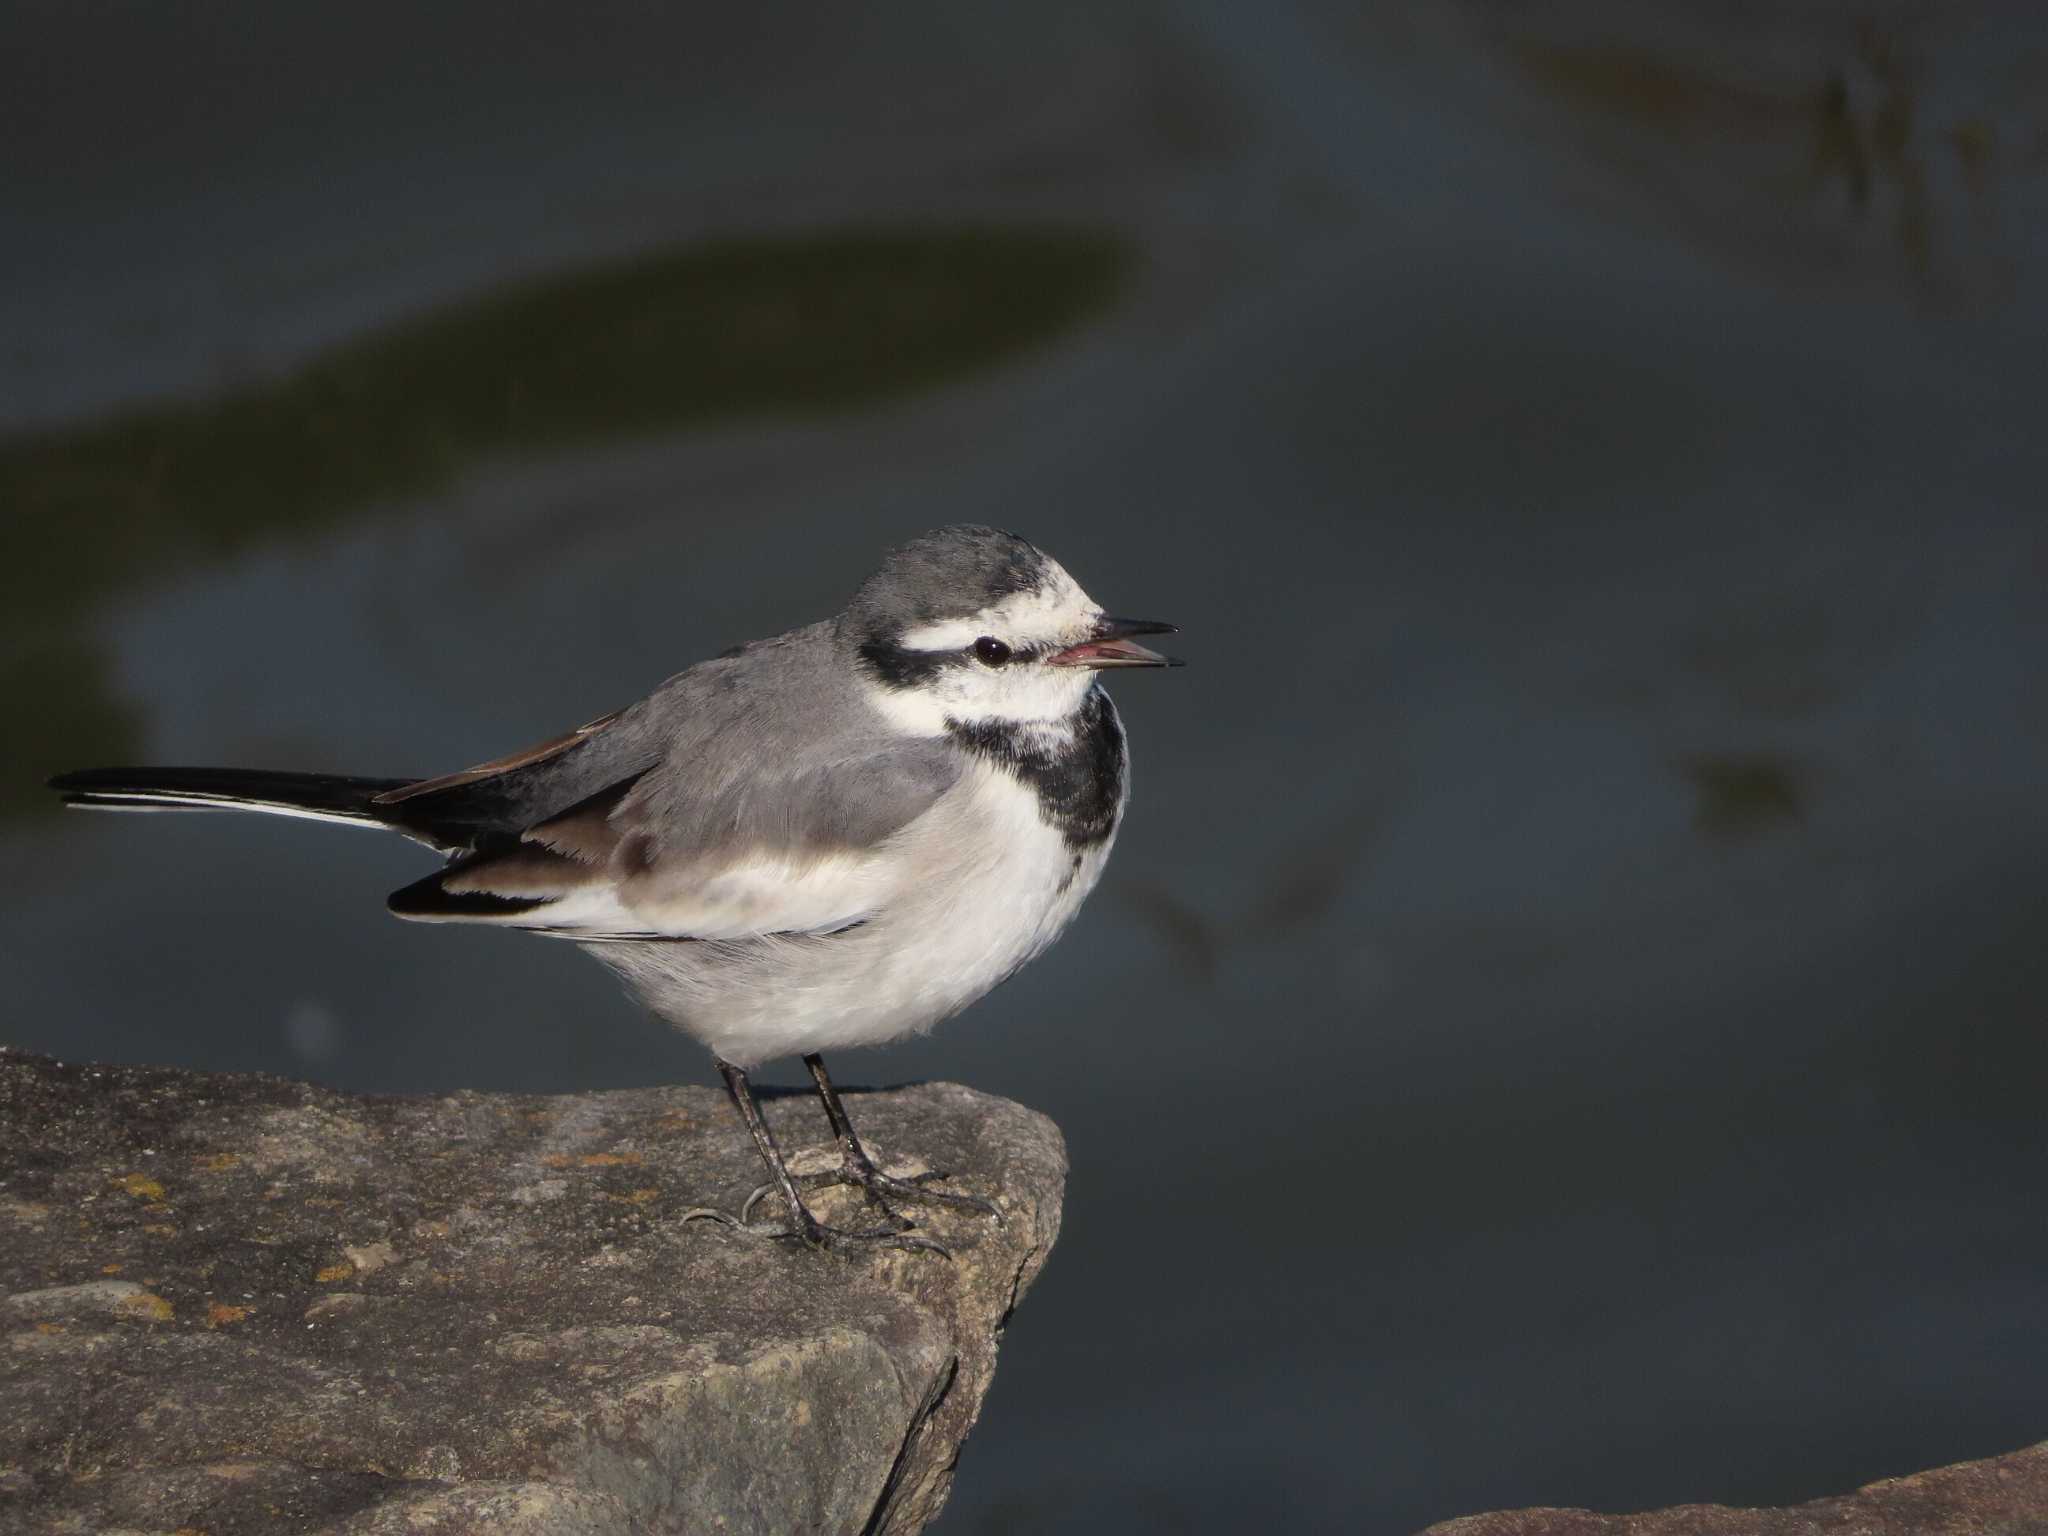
370 709 666 850
387 870 552 920
373 712 619 806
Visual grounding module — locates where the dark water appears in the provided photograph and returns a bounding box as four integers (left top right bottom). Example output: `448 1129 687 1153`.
7 4 2047 1530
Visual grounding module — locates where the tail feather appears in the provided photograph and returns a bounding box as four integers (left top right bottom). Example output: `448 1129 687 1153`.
49 766 418 834
49 718 637 855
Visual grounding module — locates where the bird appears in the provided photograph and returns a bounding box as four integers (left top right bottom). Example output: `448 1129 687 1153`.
50 525 1180 1255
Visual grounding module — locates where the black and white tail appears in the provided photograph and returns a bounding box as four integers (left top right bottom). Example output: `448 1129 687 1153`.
49 767 429 839
50 711 642 900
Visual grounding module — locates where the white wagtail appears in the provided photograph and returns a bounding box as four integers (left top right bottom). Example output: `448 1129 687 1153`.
51 525 1179 1254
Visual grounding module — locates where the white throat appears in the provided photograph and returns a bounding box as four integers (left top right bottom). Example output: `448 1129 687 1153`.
863 665 1094 737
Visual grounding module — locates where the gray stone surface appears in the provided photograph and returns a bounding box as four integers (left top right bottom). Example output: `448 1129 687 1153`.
0 1047 1065 1535
1421 1440 2048 1535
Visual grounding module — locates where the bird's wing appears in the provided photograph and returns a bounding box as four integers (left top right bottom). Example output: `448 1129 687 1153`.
388 627 962 939
388 738 959 939
374 711 623 806
370 624 835 848
366 708 666 850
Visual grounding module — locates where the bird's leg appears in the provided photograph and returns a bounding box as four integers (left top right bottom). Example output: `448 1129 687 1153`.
792 1052 1002 1223
689 1058 946 1256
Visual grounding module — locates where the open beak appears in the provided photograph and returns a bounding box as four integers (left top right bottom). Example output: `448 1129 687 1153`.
1047 616 1183 669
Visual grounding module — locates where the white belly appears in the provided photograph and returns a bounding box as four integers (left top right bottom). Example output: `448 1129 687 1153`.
585 760 1120 1067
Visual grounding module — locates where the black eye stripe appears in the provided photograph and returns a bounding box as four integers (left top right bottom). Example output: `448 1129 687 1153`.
971 636 1013 667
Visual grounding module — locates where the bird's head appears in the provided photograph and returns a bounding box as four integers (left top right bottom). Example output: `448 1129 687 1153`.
844 525 1179 732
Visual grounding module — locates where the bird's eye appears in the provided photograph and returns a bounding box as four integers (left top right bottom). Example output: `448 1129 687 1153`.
971 636 1012 667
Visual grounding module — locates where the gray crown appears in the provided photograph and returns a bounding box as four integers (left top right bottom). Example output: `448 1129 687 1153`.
841 525 1053 640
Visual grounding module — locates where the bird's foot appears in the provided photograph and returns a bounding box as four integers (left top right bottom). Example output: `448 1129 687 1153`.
739 1155 1002 1231
783 1207 953 1258
681 1200 949 1258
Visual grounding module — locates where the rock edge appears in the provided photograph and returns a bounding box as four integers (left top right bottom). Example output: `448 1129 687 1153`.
1422 1438 2048 1535
0 1047 1066 1535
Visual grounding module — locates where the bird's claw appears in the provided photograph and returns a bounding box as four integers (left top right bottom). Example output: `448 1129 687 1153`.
859 1167 1004 1223
738 1179 916 1231
685 1200 948 1257
742 1160 1002 1229
680 1205 757 1232
781 1218 953 1258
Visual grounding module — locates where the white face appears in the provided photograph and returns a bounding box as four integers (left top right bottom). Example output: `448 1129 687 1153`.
869 557 1106 733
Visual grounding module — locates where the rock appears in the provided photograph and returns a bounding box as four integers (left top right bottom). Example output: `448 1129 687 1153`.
1421 1440 2048 1535
0 1047 1065 1535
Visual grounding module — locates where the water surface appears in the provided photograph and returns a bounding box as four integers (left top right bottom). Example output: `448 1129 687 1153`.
7 4 2046 1530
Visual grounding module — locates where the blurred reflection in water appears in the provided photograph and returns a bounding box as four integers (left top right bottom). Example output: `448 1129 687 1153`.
0 227 1132 814
5 2 2047 1531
